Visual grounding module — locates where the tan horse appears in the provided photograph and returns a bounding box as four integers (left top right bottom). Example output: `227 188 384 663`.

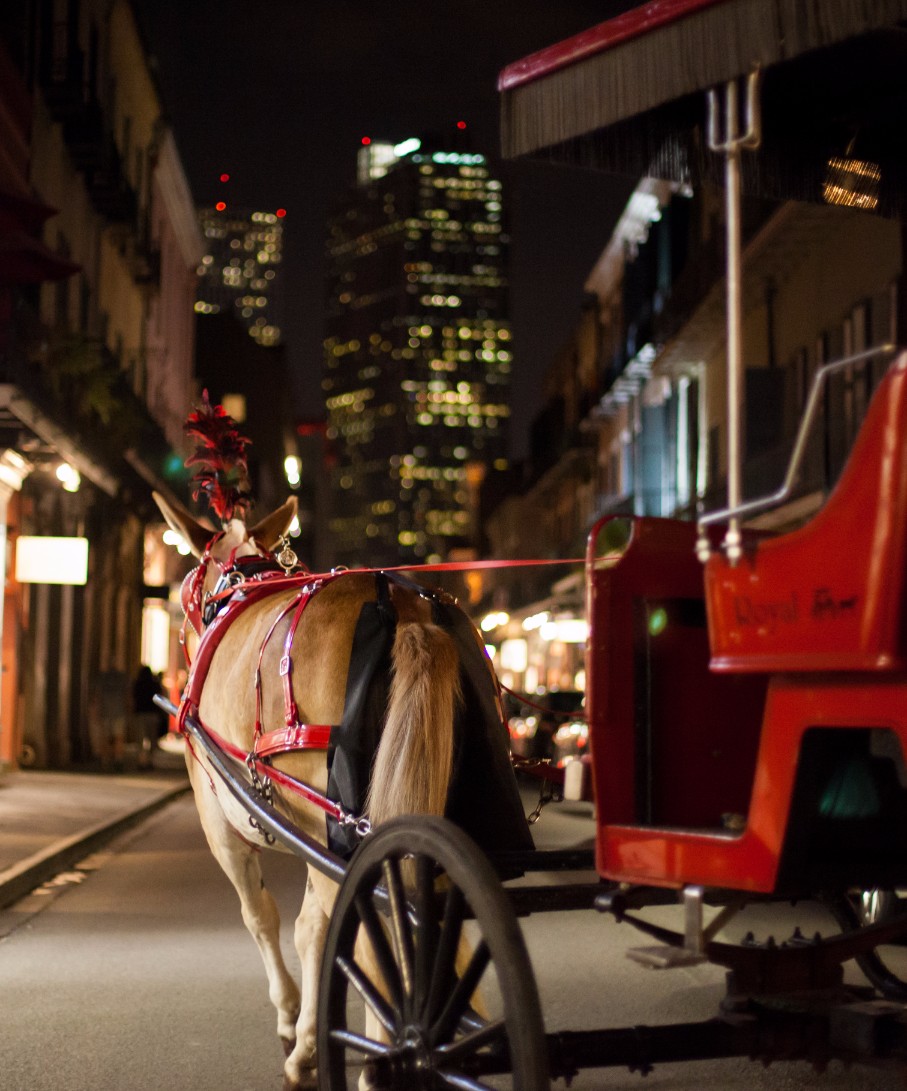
155 492 466 1090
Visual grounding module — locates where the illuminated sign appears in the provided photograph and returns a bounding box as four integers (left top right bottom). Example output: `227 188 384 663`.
15 536 89 585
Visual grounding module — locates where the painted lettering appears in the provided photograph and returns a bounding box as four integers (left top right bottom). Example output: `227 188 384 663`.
733 592 799 632
811 588 858 620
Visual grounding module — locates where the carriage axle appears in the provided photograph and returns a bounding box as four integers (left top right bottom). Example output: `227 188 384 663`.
542 997 907 1081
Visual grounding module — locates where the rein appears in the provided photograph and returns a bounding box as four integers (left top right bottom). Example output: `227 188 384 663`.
178 535 585 833
177 561 369 838
499 682 587 723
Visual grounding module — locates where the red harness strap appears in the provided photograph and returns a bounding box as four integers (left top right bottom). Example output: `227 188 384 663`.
255 724 333 759
180 569 341 769
194 715 348 822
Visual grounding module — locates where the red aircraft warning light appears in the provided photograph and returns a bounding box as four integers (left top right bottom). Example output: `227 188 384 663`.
219 172 230 182
276 208 287 218
215 201 227 211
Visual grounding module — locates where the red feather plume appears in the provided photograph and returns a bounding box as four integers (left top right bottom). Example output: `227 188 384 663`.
184 391 252 523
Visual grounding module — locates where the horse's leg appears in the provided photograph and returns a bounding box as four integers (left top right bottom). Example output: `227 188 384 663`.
283 873 329 1090
190 768 301 1049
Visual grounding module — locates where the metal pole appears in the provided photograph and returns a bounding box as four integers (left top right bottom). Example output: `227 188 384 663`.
724 79 743 563
704 70 761 565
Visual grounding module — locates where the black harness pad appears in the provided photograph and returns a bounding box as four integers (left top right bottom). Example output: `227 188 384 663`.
326 574 533 864
326 582 396 856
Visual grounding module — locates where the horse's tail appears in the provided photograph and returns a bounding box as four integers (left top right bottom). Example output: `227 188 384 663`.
366 621 460 826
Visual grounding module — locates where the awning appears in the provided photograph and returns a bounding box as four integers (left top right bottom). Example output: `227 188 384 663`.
499 0 907 217
0 384 119 497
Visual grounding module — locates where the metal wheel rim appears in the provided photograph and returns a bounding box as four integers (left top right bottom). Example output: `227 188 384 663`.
317 814 549 1091
829 890 907 1000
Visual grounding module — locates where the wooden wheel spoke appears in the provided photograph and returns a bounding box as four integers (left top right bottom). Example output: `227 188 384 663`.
319 817 550 1091
355 892 405 1015
435 1018 507 1062
337 955 398 1036
425 883 466 1027
432 941 491 1045
413 852 439 1015
328 1028 394 1058
436 1070 497 1091
383 856 415 1009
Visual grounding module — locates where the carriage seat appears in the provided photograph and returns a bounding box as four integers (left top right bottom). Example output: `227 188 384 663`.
587 516 766 831
706 351 907 673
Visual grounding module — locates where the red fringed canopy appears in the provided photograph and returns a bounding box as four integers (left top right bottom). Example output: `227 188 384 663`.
499 0 907 219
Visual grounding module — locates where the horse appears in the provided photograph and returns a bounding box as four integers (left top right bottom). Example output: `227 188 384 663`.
154 490 526 1089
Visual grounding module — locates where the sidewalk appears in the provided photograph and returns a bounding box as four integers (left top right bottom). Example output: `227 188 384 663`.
0 758 190 912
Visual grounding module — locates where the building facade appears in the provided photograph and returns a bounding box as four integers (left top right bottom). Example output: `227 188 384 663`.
323 140 511 566
483 179 903 698
0 0 201 771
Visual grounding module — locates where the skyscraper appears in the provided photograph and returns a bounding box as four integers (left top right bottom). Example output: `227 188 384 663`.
196 207 285 346
324 139 511 566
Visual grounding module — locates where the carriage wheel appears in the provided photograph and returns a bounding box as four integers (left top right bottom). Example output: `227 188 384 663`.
829 890 907 1000
317 815 549 1091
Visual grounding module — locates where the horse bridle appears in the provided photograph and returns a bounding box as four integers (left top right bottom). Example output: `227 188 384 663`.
180 532 310 649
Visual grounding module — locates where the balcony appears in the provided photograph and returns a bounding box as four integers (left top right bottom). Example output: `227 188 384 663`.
61 99 107 170
86 162 137 224
39 51 86 121
61 106 137 225
0 298 184 511
128 235 161 288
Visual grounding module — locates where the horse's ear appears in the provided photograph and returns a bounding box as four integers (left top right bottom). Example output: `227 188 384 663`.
248 496 298 552
153 491 216 558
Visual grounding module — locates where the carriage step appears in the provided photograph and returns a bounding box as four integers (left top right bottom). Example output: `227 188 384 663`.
627 944 707 969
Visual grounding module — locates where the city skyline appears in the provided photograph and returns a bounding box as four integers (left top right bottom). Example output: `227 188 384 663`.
324 138 511 565
132 0 638 458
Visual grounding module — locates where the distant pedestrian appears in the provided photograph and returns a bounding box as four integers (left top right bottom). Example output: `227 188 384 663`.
132 665 165 767
529 710 557 762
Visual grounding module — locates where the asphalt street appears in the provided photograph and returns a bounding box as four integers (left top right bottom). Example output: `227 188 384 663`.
0 790 903 1089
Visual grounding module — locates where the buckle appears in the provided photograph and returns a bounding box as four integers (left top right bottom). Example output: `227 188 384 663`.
279 655 291 676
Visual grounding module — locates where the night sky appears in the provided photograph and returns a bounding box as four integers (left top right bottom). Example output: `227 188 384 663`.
134 1 637 458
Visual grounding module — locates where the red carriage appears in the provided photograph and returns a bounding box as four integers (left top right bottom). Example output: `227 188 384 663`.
158 2 907 1088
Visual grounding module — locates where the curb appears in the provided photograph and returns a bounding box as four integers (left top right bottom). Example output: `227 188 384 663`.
0 781 191 911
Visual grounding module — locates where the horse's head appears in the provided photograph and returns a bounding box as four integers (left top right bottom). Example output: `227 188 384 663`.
154 490 298 633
